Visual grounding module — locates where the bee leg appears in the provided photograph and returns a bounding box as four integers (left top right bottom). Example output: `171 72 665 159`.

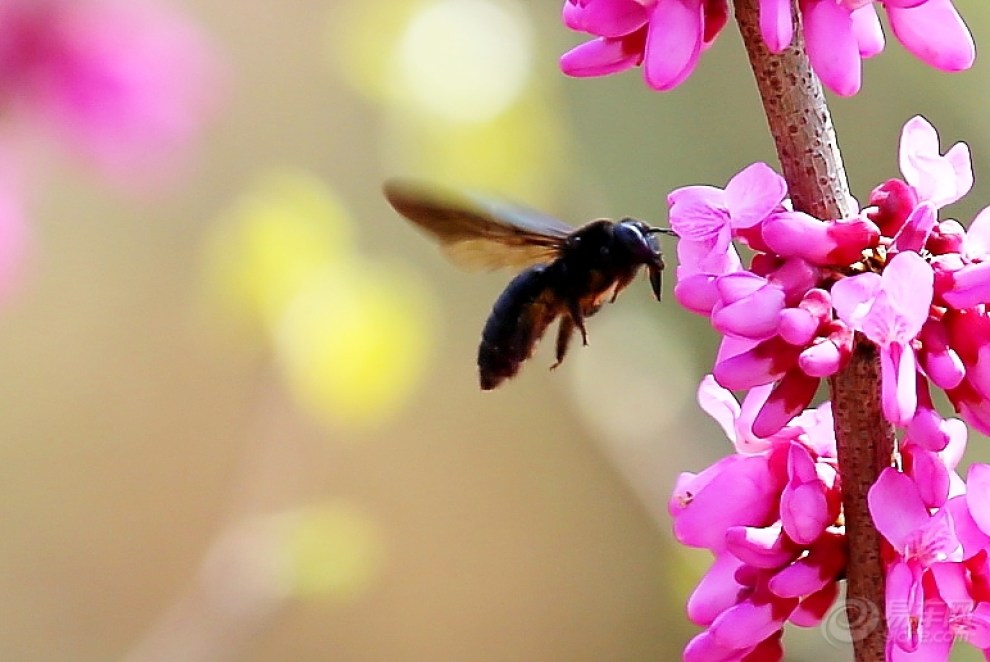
566 299 589 346
550 317 575 370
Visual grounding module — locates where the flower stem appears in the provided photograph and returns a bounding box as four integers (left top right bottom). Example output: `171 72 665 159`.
732 1 894 660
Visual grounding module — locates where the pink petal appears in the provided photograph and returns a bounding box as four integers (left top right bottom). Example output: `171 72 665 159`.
714 336 801 390
800 0 861 96
891 202 936 253
880 343 918 426
851 3 884 58
724 162 787 229
687 552 747 625
766 258 821 302
898 115 973 208
906 399 950 453
867 178 918 237
930 561 972 607
918 320 965 391
831 272 882 329
668 185 728 241
642 0 703 91
942 261 990 310
887 0 975 72
675 271 721 314
778 307 818 346
928 219 965 255
671 455 779 550
725 524 796 568
683 631 748 662
949 379 990 437
902 446 949 509
966 464 990 537
885 561 924 652
758 0 793 52
961 603 990 649
780 442 830 544
769 532 846 597
869 468 930 548
751 369 819 438
938 418 967 471
942 496 990 559
710 598 794 649
798 339 843 377
735 384 782 453
862 251 933 345
702 0 730 45
712 275 785 339
945 311 990 400
560 36 643 77
563 0 650 37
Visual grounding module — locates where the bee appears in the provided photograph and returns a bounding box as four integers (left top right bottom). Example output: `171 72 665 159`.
383 179 674 390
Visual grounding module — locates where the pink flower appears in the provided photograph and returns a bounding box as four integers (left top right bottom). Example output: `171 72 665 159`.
798 0 972 96
0 0 224 184
870 468 963 651
671 163 785 313
761 211 880 266
673 378 843 658
832 251 934 425
560 0 729 90
871 467 990 659
887 0 975 74
899 115 972 209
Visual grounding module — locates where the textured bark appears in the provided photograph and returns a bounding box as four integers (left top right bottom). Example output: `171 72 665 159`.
829 343 893 661
732 0 893 659
733 0 852 221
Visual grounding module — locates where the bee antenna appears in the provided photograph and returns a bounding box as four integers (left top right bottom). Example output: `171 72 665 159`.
647 227 679 238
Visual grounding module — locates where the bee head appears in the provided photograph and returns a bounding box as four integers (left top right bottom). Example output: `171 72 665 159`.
615 219 671 301
614 219 662 263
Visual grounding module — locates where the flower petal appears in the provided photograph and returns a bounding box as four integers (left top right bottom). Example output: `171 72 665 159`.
801 0 860 96
642 0 703 91
887 0 975 73
868 468 930 548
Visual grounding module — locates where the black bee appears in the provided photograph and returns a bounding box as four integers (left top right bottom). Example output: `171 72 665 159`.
383 179 673 390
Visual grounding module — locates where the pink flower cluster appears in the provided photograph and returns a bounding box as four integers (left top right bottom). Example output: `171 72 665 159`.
674 372 990 659
668 116 990 659
670 115 990 439
560 0 973 95
671 378 843 659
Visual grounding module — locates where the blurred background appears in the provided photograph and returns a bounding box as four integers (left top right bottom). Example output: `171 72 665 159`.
0 0 987 660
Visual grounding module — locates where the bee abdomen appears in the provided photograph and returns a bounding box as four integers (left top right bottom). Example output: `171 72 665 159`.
478 265 559 390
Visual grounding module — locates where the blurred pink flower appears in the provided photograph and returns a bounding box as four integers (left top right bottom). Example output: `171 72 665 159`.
0 0 224 184
0 149 27 303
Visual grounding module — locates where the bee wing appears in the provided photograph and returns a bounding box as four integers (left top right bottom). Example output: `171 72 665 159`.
383 179 572 271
